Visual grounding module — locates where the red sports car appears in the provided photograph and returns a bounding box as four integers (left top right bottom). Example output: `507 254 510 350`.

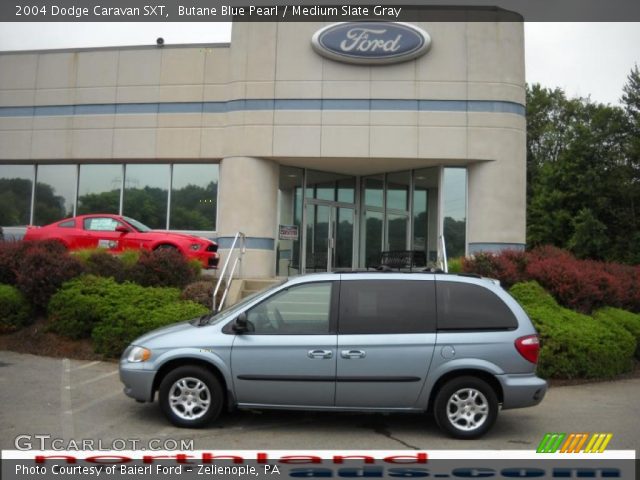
24 214 219 269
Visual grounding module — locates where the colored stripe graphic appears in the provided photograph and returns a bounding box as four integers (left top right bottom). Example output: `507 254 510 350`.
537 433 566 453
584 433 613 453
537 432 613 453
560 433 589 453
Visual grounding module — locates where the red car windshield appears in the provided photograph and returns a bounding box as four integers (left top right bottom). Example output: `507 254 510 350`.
122 216 152 233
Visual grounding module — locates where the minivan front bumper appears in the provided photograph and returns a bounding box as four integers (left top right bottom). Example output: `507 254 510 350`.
120 363 156 403
498 373 547 410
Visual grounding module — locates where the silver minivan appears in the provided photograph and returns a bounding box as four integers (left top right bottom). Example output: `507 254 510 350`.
120 273 546 438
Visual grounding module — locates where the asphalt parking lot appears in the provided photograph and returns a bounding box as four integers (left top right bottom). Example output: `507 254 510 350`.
0 350 638 452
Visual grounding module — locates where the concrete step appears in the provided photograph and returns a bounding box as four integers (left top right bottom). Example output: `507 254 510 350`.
240 289 262 299
243 278 280 291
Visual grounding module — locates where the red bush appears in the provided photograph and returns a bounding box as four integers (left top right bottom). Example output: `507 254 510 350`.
0 239 70 286
461 249 528 288
0 241 23 285
463 245 639 314
14 244 85 311
129 248 197 288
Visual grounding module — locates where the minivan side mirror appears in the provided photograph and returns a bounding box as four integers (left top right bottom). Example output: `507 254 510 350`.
232 312 250 333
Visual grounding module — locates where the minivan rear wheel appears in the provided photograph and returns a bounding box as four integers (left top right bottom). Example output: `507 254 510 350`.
159 366 223 428
433 376 498 439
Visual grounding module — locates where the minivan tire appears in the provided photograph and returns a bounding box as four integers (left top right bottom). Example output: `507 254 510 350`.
159 366 223 428
433 376 499 439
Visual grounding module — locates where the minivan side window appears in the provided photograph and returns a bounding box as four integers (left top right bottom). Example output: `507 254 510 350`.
338 280 436 334
245 282 332 334
436 281 518 330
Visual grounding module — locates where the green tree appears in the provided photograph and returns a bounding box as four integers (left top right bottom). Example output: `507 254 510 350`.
568 208 608 259
526 75 640 263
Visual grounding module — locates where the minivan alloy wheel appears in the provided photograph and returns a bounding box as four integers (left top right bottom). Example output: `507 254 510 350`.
433 376 498 439
168 377 211 420
159 365 224 428
446 388 489 431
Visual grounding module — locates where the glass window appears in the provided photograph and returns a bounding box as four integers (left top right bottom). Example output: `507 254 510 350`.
387 213 408 250
123 164 169 230
436 282 517 330
363 175 384 208
84 216 124 231
443 168 467 258
339 280 436 334
58 219 76 228
306 170 355 204
0 165 34 226
246 282 332 334
336 178 355 204
277 166 303 276
34 164 77 226
386 171 410 211
362 210 383 268
413 168 439 263
77 164 122 215
170 164 218 231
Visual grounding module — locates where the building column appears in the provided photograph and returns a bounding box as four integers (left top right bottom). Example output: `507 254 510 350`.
466 157 526 254
216 156 278 278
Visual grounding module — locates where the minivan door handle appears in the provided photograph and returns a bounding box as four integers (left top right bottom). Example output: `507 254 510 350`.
341 349 366 359
308 349 333 359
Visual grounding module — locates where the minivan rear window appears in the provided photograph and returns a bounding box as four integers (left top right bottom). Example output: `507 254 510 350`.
338 280 436 334
436 281 517 330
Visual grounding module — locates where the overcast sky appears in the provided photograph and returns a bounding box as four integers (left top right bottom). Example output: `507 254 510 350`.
0 22 638 105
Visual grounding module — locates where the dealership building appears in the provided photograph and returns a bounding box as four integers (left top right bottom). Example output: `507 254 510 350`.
0 20 526 278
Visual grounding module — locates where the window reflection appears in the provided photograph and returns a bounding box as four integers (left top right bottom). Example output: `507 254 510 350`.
364 175 384 208
306 170 355 203
34 165 77 225
386 171 410 211
170 164 218 231
443 168 467 258
277 166 303 276
0 165 34 226
413 168 439 263
77 164 122 215
123 164 169 229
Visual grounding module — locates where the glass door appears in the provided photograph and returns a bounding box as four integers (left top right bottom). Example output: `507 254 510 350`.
305 203 330 272
304 202 355 272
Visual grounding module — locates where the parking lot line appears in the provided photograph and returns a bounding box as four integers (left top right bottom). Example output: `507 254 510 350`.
61 358 75 439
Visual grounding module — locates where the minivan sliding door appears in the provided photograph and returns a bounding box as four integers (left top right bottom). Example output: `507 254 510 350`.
335 277 437 409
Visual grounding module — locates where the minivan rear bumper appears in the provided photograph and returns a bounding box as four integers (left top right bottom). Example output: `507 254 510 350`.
498 373 547 410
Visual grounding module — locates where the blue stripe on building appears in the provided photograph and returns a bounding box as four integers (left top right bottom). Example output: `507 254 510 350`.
0 99 525 118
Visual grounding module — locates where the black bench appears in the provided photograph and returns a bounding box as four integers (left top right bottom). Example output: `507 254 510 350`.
376 250 427 271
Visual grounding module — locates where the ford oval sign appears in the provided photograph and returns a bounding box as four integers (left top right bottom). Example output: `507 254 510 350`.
312 22 431 65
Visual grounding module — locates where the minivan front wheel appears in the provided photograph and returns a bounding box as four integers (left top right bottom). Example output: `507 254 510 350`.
159 366 223 428
433 376 498 439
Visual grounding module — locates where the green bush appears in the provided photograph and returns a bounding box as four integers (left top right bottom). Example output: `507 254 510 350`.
509 281 635 379
594 307 640 360
48 275 208 355
92 301 208 357
0 283 31 333
48 276 125 339
447 257 463 273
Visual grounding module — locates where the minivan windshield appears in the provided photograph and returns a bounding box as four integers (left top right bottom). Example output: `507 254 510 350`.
206 279 287 325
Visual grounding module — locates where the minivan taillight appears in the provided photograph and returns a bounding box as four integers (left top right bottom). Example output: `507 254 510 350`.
515 335 540 364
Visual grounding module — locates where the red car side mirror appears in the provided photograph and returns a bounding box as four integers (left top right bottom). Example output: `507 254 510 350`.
115 225 131 234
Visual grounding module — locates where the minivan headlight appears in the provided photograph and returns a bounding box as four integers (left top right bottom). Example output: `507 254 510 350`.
127 346 151 363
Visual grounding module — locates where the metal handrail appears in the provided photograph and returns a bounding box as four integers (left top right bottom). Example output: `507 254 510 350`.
439 234 449 273
212 232 246 312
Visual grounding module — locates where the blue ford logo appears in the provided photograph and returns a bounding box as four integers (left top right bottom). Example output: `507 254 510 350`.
312 22 431 65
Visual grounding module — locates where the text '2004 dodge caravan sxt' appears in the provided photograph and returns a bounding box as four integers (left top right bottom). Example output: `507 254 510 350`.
120 273 547 438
